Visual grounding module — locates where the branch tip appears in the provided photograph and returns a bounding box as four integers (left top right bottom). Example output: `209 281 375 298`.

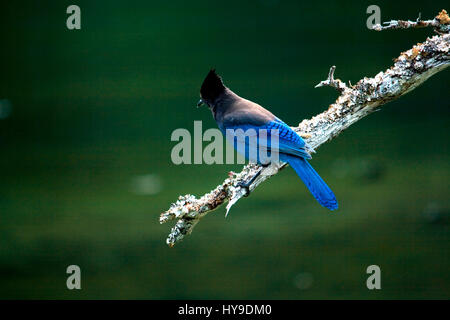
372 9 450 33
315 65 348 93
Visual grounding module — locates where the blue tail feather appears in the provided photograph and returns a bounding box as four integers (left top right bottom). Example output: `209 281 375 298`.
281 154 338 211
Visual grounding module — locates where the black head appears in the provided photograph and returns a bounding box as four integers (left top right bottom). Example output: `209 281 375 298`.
199 69 226 106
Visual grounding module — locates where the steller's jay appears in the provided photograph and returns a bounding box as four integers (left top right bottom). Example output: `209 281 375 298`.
197 69 338 210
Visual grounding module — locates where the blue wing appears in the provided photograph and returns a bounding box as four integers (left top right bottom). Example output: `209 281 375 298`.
223 118 311 162
222 117 338 210
262 119 311 159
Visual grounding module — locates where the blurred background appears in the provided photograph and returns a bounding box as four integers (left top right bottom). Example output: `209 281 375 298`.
0 0 449 299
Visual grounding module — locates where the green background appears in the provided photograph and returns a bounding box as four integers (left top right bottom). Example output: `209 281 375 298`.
0 0 449 299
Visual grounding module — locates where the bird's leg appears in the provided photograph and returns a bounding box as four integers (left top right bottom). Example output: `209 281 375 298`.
237 169 262 197
237 163 270 197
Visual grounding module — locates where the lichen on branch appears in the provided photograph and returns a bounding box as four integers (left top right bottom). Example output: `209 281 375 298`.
160 10 450 247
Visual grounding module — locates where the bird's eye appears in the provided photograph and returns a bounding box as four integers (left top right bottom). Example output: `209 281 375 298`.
197 99 205 107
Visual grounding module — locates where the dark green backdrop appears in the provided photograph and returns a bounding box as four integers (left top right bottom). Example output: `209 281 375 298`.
0 0 449 299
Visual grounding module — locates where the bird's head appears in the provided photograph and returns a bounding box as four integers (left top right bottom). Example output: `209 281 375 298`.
197 69 226 108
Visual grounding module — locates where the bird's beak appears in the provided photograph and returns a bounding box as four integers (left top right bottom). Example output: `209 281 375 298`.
197 99 204 108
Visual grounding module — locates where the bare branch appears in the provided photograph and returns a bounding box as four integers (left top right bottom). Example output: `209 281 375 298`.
314 66 348 93
161 10 450 247
372 9 450 33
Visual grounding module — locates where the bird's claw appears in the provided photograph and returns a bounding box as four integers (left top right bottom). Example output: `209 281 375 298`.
236 181 251 197
235 165 266 197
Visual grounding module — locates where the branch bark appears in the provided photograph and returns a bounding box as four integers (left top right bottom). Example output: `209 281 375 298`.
160 10 450 247
372 9 450 33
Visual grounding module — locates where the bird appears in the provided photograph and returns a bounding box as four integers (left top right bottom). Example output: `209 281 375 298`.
197 69 338 211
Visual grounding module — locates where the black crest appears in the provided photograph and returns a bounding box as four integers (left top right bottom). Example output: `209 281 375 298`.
200 69 226 102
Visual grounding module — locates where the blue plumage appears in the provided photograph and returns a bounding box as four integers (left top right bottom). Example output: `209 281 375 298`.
199 70 338 211
279 154 338 210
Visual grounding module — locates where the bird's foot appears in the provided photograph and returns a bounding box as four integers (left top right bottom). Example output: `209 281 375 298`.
235 164 269 197
236 181 251 197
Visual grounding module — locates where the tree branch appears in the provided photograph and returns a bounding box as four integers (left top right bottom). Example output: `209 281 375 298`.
160 10 450 247
372 9 450 33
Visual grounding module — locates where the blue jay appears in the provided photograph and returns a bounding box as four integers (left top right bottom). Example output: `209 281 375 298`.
197 70 338 210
